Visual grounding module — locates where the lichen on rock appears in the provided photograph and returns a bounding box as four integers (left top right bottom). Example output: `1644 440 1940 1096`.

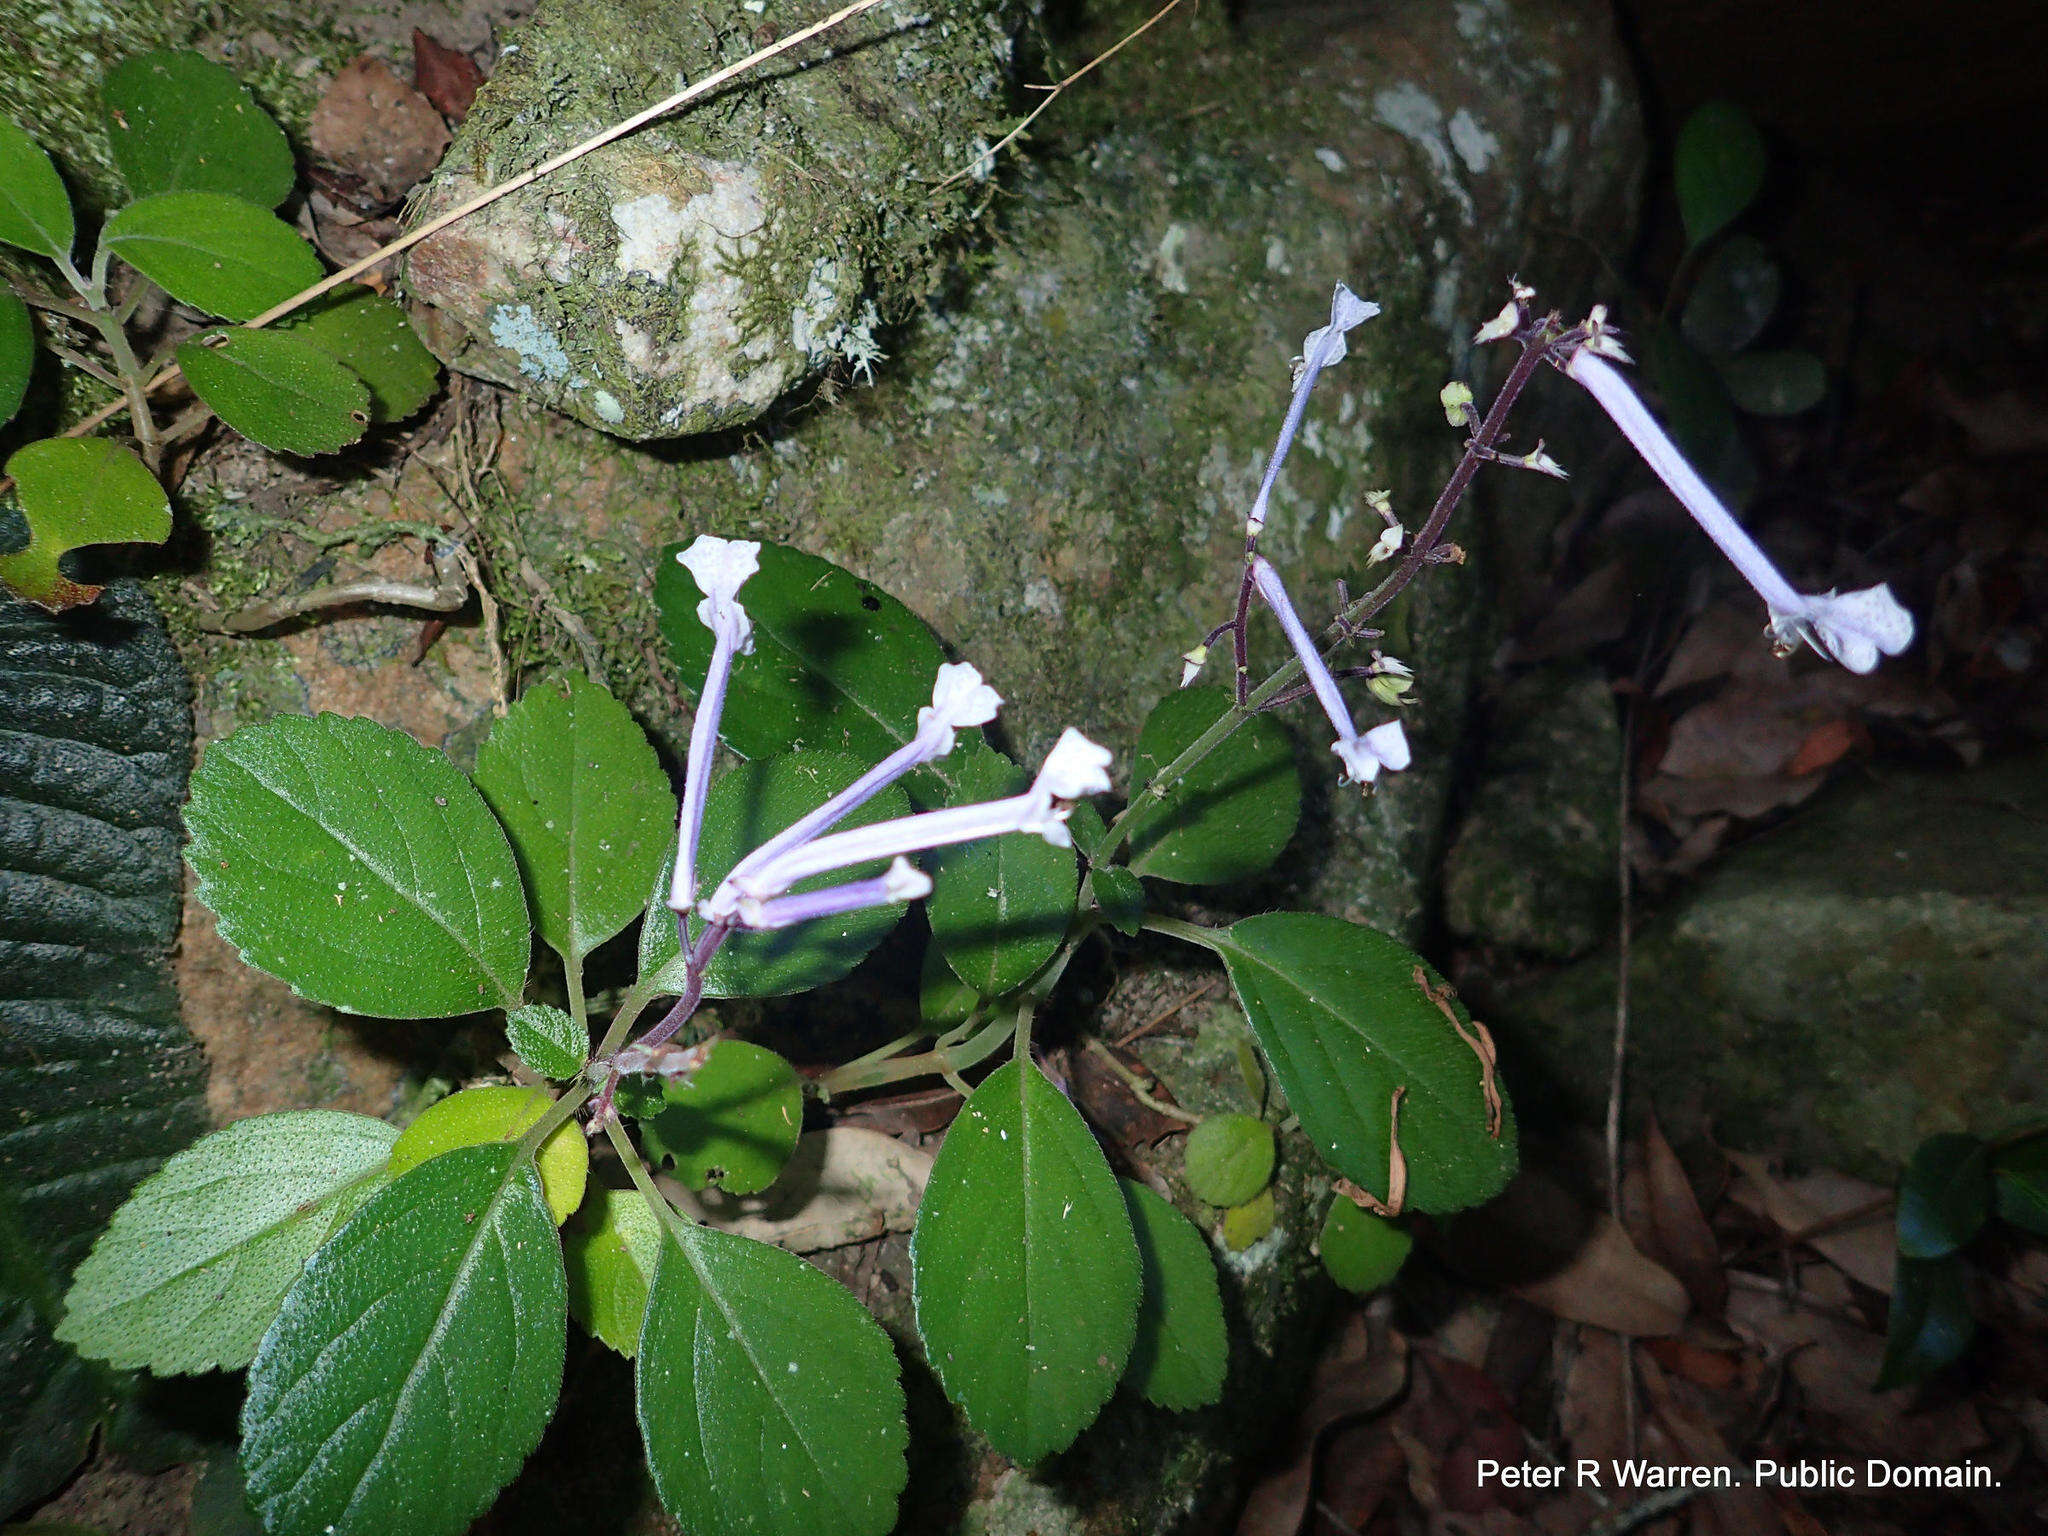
401 0 1023 438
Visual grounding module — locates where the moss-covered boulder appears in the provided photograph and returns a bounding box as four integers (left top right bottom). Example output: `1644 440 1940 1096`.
1488 756 2048 1181
399 0 1022 437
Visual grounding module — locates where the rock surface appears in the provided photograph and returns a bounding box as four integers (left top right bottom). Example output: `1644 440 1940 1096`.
1490 755 2048 1181
400 0 1022 437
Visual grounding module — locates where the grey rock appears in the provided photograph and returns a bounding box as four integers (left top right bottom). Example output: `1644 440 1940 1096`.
399 0 1022 438
1443 665 1621 959
1491 756 2048 1181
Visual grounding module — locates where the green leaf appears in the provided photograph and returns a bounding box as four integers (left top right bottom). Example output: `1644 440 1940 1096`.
911 1059 1140 1462
0 290 32 427
54 1112 395 1373
1875 1253 1976 1390
102 51 295 209
1679 233 1780 355
632 1040 803 1195
564 1188 660 1357
0 583 207 1519
184 713 531 1017
177 329 370 456
1182 1113 1275 1208
638 1218 908 1536
1090 865 1145 936
102 191 323 322
639 752 912 999
1716 350 1827 417
1125 686 1300 885
505 1003 587 1081
1318 1200 1412 1294
0 116 74 261
1212 914 1517 1214
919 935 979 1028
1674 100 1768 249
388 1085 587 1226
1219 1187 1276 1251
1119 1180 1225 1411
1895 1133 1992 1261
276 285 439 425
1991 1135 2048 1238
241 1145 565 1536
927 748 1077 997
656 540 964 805
474 670 676 968
0 438 171 613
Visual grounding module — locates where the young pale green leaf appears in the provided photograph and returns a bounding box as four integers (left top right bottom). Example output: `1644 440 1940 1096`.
911 1059 1140 1463
1119 1180 1226 1411
564 1188 660 1357
177 329 370 455
1716 349 1827 417
920 935 979 1027
1895 1133 1992 1261
1992 1135 2048 1238
0 116 74 260
1679 233 1781 355
276 284 440 424
474 670 676 967
632 1040 802 1195
1219 1188 1276 1252
241 1145 565 1536
927 748 1077 998
184 713 531 1017
1318 1199 1413 1294
1875 1253 1976 1390
1090 865 1145 936
1674 100 1768 249
54 1111 394 1374
102 50 295 208
102 191 324 321
505 1003 587 1081
640 752 913 999
1125 686 1300 885
638 1218 908 1536
0 289 31 426
388 1086 587 1226
1213 914 1517 1214
1182 1113 1275 1208
656 539 964 804
0 437 172 612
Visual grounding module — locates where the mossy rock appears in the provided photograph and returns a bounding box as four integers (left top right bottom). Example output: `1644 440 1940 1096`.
1489 755 2048 1181
399 0 1024 437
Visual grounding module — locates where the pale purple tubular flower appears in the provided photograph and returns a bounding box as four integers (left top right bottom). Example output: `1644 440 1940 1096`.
1250 556 1410 785
734 857 932 931
667 536 760 913
724 727 1114 904
702 661 1003 923
1247 284 1382 536
1567 343 1913 674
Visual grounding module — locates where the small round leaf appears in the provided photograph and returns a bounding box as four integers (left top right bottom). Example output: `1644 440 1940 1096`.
1680 233 1781 355
179 329 371 455
1716 349 1827 417
103 190 324 321
631 1040 803 1195
1182 1113 1275 1208
505 1003 587 1082
1220 1187 1276 1252
1126 686 1301 885
1318 1200 1413 1293
389 1085 587 1225
0 436 171 611
103 50 296 208
1674 100 1768 249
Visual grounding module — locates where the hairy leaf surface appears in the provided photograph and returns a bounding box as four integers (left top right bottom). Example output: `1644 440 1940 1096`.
1125 686 1300 885
102 191 323 321
102 50 295 208
0 116 74 260
178 329 370 456
1120 1180 1225 1411
0 439 172 612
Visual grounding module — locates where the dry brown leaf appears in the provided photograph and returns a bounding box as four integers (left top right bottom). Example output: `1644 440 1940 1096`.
1656 685 1835 779
1513 1213 1690 1336
1640 1335 1741 1391
1510 558 1635 663
310 55 452 207
1635 1353 1784 1536
1237 1310 1409 1536
1643 1115 1728 1319
1726 1152 1894 1296
1560 1327 1632 1469
413 29 485 123
1783 716 1862 777
1657 605 1785 695
1638 771 1826 822
667 1127 930 1252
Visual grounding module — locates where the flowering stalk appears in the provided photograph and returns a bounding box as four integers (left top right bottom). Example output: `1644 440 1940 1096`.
1562 335 1912 673
1245 283 1382 538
